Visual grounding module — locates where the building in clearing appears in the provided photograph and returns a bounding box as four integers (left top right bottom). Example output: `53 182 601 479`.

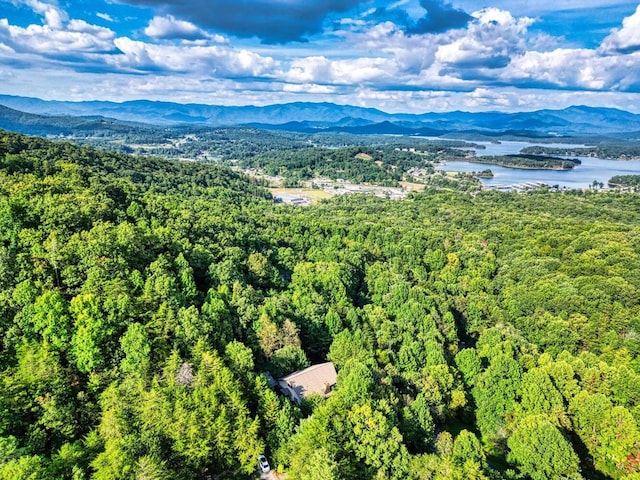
278 362 338 404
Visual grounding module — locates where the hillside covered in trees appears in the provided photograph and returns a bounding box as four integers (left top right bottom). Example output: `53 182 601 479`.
1 130 640 479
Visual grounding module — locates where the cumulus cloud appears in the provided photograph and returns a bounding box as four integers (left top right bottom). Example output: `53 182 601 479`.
340 5 640 94
492 7 640 93
144 15 210 41
503 49 595 89
284 55 394 85
117 0 362 43
328 7 533 88
285 56 332 83
436 8 533 70
600 4 640 54
0 17 117 55
370 24 439 74
23 0 68 29
0 0 117 59
0 1 268 81
503 48 640 92
110 37 279 77
299 9 491 92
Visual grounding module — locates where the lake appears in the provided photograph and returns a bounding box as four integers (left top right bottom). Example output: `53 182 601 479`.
436 140 640 189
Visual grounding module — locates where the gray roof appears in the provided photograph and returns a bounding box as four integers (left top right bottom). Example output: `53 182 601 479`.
279 362 337 399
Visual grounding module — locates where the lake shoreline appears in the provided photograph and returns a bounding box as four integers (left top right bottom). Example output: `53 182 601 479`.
462 159 574 171
436 140 640 189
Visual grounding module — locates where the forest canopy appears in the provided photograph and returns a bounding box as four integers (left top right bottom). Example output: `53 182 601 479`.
1 129 640 479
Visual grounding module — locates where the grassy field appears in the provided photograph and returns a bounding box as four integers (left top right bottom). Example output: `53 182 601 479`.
399 180 426 191
268 187 334 203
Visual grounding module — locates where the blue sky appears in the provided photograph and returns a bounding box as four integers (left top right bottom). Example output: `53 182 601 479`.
1 0 639 112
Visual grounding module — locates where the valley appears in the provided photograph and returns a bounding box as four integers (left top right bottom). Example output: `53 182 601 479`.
3 98 640 196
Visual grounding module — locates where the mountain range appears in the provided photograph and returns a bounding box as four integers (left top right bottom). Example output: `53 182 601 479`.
1 95 640 138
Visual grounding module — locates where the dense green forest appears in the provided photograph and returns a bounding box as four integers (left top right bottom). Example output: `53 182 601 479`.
467 154 581 170
1 130 640 479
234 145 455 186
61 124 476 166
608 175 640 189
521 144 640 160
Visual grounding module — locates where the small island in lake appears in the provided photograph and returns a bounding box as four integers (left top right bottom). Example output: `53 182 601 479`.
474 169 494 178
467 153 581 170
521 144 640 160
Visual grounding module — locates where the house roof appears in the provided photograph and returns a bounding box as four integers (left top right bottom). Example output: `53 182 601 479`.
279 362 337 399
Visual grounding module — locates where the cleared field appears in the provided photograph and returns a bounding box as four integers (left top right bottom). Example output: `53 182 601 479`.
268 188 334 204
399 180 426 191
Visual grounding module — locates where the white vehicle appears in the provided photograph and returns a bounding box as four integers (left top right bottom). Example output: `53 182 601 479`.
258 454 270 473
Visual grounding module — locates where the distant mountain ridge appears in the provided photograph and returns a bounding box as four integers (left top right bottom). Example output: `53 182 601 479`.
1 94 640 137
0 104 157 138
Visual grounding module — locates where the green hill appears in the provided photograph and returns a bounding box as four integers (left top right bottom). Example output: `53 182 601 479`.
1 130 639 479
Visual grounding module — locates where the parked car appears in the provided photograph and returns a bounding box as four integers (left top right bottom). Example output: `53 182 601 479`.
258 454 270 473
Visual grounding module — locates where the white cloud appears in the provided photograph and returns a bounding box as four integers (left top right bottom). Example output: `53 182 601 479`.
435 8 533 69
96 13 114 23
503 48 640 92
503 49 596 88
0 17 116 55
284 55 395 85
22 0 67 29
0 42 15 58
285 56 332 83
282 83 338 94
327 8 534 86
600 4 640 53
466 87 511 108
454 87 640 112
0 5 265 81
110 37 279 77
144 15 211 41
67 19 113 37
358 22 439 74
527 32 562 52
